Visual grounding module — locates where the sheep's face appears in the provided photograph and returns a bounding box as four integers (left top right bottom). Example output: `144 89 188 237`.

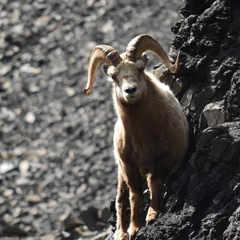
106 59 148 104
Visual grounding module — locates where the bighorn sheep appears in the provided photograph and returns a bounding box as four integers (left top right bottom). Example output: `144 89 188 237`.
84 34 189 240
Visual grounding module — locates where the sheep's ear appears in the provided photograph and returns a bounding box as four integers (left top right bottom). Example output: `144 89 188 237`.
142 53 148 67
102 64 109 76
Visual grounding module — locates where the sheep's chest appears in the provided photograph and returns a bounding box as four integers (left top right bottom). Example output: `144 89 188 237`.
129 132 168 176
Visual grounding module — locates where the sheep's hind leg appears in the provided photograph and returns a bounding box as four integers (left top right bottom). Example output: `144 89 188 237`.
114 171 129 240
146 174 163 224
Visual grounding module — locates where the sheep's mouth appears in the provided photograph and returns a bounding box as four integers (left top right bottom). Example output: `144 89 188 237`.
124 93 140 102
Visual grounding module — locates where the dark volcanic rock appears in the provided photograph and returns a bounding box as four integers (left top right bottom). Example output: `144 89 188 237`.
134 122 240 240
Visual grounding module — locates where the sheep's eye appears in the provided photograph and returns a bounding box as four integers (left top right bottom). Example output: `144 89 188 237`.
111 75 119 83
138 66 145 73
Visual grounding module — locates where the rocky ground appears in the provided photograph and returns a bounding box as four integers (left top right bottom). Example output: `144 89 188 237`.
0 0 182 239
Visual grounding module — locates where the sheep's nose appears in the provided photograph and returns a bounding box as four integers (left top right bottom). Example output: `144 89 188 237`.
125 86 137 94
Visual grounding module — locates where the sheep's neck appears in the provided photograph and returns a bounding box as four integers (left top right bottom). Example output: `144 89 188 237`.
118 98 149 126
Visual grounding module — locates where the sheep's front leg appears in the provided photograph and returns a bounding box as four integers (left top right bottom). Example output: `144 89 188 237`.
124 166 143 238
114 171 129 240
146 174 163 224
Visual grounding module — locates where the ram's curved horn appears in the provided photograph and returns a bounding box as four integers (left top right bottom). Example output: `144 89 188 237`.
84 45 122 95
126 34 179 73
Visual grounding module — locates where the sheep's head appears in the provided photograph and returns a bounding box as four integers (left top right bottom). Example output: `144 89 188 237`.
105 55 149 103
84 34 180 103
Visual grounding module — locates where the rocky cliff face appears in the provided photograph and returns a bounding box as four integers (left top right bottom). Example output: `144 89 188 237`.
116 0 240 239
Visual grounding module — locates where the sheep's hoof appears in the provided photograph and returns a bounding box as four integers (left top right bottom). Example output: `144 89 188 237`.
114 230 129 240
146 207 158 224
128 225 140 239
